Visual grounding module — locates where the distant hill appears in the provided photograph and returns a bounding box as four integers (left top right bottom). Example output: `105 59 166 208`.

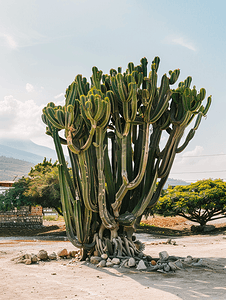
0 156 34 181
0 139 57 164
164 178 189 189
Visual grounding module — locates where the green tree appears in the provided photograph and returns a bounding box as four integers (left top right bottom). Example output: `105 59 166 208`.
0 159 63 214
25 158 63 215
154 179 226 226
42 56 211 258
0 177 31 211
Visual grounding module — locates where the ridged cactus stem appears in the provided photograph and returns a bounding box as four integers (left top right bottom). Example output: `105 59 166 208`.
132 165 158 218
78 152 98 212
158 125 184 177
58 165 82 247
112 123 150 217
96 127 118 230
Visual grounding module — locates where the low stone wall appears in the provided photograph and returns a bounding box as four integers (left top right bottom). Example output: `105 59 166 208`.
0 206 43 227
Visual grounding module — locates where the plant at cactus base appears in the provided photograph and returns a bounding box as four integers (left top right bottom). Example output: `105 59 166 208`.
42 56 211 259
151 179 226 228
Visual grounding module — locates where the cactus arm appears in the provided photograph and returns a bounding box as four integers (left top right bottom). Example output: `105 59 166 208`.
176 129 195 153
78 151 98 212
58 164 83 247
96 127 117 230
52 128 77 200
132 164 158 218
112 123 149 217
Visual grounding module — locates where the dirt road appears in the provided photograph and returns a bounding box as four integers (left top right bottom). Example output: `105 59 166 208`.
1 230 226 300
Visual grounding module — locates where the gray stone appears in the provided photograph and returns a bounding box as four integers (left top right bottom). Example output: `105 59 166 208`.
37 250 48 261
90 256 102 264
163 264 171 272
184 256 193 264
106 261 114 267
49 252 57 260
168 261 177 271
174 260 184 269
97 260 106 267
128 257 136 267
101 253 108 260
112 257 120 265
136 260 147 270
159 251 169 261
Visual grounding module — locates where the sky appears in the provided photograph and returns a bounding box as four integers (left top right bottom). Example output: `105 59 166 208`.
0 0 226 182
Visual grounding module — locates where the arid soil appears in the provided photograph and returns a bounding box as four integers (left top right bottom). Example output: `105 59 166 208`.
1 216 226 300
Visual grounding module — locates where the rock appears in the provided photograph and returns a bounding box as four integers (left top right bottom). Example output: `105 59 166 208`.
97 260 106 268
31 254 38 263
174 260 184 269
168 261 177 271
49 252 57 260
203 225 215 232
113 264 119 268
184 256 193 264
37 250 48 261
101 253 108 260
136 260 147 270
24 258 32 265
159 251 169 261
90 256 102 264
106 261 114 267
150 260 157 266
128 257 136 267
24 254 31 259
163 264 171 272
111 257 120 265
57 249 68 257
107 258 112 262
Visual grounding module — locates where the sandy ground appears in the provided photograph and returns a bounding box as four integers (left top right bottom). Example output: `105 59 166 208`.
0 218 226 300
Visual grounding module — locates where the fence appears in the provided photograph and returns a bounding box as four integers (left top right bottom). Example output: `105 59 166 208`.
0 206 43 228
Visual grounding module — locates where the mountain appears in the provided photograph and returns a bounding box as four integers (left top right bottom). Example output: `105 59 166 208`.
0 138 57 164
0 156 34 181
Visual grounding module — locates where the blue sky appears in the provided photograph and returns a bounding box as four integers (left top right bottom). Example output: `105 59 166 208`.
0 0 226 182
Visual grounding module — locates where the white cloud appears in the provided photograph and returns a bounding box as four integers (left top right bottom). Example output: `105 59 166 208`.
26 83 34 93
0 95 45 141
1 33 18 49
166 35 196 51
54 93 64 99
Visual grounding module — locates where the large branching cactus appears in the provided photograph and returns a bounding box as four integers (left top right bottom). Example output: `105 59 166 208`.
42 56 211 259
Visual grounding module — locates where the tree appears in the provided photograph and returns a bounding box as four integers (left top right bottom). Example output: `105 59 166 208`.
154 179 226 227
0 177 31 211
0 159 63 215
25 158 63 215
42 56 211 259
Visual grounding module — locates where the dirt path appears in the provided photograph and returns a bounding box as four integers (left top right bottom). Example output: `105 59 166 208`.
1 233 226 300
1 217 226 299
